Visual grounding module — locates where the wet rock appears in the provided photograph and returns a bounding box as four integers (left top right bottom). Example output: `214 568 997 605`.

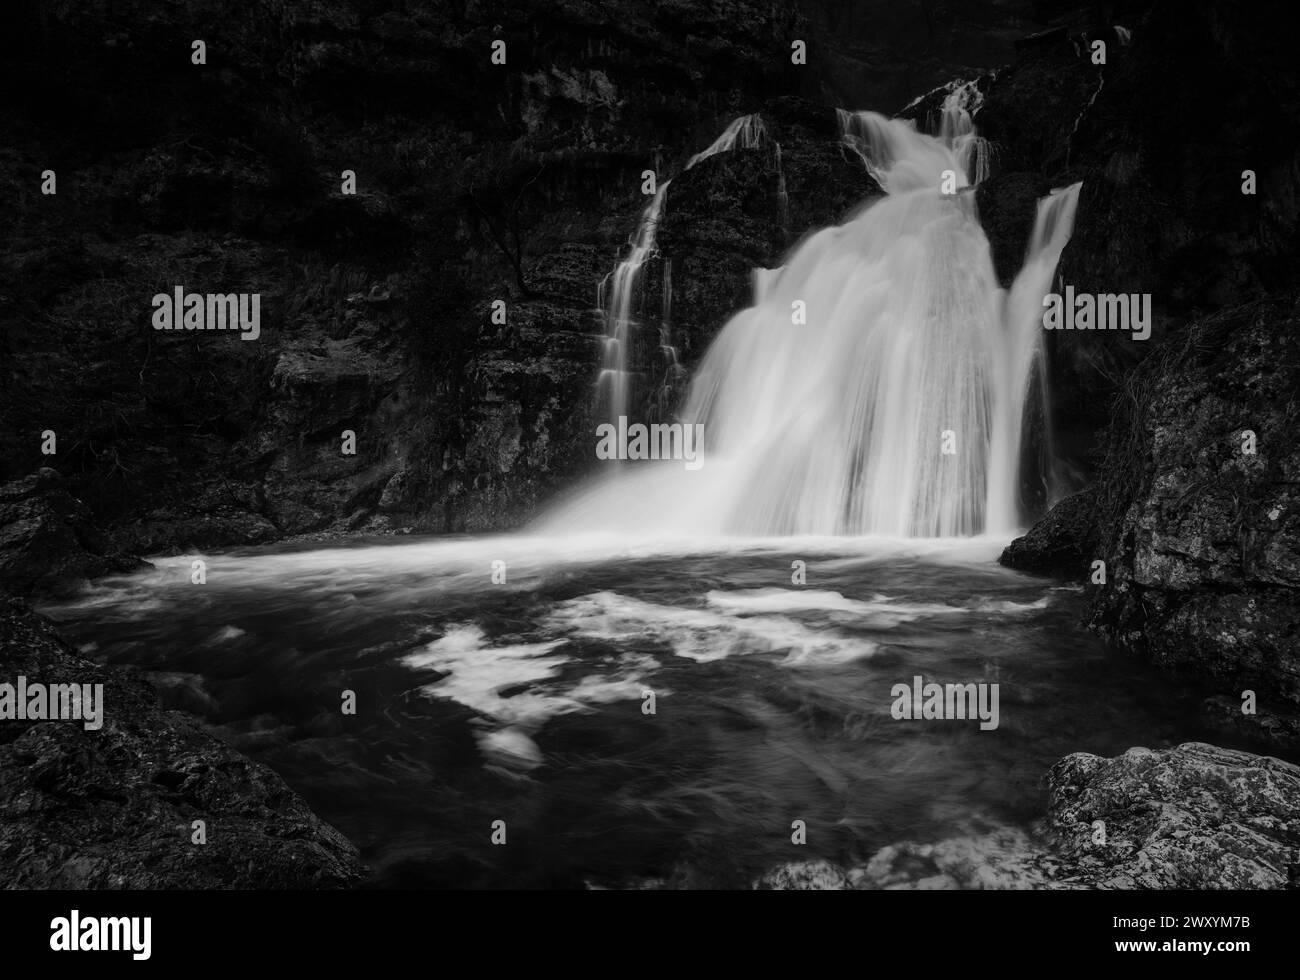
974 1 1300 486
852 827 1061 890
1088 296 1300 733
1201 694 1300 757
640 96 881 418
0 469 143 596
754 859 849 890
756 742 1300 889
257 334 405 536
428 311 602 532
1045 743 1299 889
975 171 1048 287
0 597 367 888
999 488 1100 578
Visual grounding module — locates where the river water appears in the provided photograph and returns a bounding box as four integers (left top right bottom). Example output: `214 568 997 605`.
39 532 1221 888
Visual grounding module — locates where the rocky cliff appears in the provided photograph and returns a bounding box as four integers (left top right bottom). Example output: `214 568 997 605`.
1 0 1104 549
1005 296 1300 753
981 1 1300 755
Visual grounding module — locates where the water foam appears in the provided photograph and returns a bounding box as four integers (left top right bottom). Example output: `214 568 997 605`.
546 97 1081 539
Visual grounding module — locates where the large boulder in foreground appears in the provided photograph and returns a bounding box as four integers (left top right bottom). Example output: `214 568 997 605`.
756 742 1300 889
1041 743 1298 889
0 598 367 888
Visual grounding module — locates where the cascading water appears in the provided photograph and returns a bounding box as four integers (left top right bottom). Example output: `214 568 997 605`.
548 92 1081 538
597 114 768 422
36 63 1226 896
990 183 1081 528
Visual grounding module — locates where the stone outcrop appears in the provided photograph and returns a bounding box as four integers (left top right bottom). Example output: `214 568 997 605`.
1088 296 1300 743
1002 296 1300 750
998 488 1099 577
0 597 367 888
0 469 142 596
756 742 1300 889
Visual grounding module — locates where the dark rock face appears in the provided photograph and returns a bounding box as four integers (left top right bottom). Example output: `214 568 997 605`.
0 598 367 888
0 0 809 546
1201 694 1300 758
977 3 1300 754
1088 296 1300 731
757 742 1300 889
0 0 1108 552
622 97 881 420
998 487 1099 577
974 171 1049 288
972 0 1300 489
1002 297 1300 748
0 469 142 596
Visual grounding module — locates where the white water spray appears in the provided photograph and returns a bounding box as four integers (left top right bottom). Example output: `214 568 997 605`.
597 114 768 422
554 93 1080 539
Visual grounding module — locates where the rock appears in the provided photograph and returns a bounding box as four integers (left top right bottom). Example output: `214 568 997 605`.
1045 743 1299 889
642 96 881 419
256 334 405 536
1201 694 1300 757
3 0 1298 565
755 742 1300 889
1088 295 1300 735
999 488 1100 578
753 859 849 890
852 827 1059 890
974 1 1300 485
975 171 1048 287
0 597 367 888
0 469 143 596
976 34 1096 176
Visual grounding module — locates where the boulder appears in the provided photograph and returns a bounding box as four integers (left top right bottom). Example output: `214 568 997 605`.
0 597 368 888
999 488 1100 578
1088 296 1300 738
0 469 142 596
756 742 1300 889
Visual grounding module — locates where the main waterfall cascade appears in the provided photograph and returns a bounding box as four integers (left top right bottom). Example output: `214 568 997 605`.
553 87 1082 539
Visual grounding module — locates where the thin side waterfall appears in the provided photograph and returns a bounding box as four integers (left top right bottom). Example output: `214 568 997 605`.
657 256 679 420
775 142 789 232
550 94 1081 539
986 183 1082 532
597 114 768 423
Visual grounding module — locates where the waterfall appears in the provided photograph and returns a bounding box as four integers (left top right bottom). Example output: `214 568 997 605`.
549 96 1081 539
839 82 988 192
986 183 1082 532
775 142 789 232
597 114 768 423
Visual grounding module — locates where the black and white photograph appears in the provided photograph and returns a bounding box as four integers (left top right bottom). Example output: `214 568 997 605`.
1 0 1295 959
